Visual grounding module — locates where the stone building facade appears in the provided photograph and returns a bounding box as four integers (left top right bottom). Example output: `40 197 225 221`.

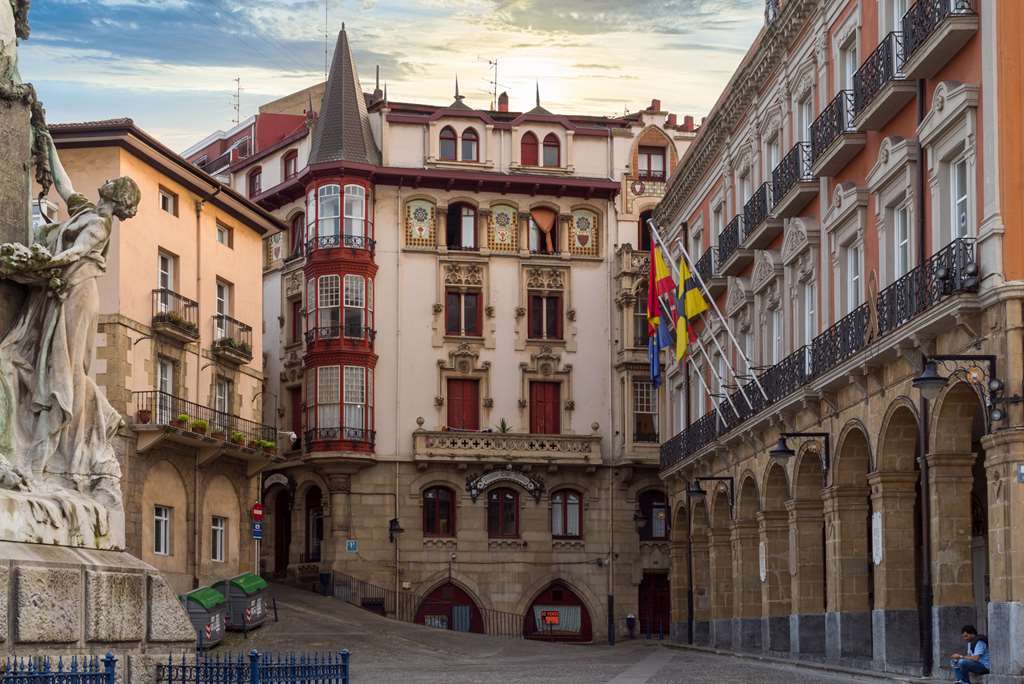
196 27 698 641
654 0 1024 681
44 121 285 593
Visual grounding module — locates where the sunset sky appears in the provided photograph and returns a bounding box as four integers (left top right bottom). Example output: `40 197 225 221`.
21 0 765 151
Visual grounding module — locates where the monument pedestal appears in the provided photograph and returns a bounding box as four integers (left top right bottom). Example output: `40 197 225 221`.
0 541 195 680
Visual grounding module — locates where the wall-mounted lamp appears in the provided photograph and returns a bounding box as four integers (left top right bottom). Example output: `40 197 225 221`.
685 476 734 509
769 432 830 486
912 354 1020 431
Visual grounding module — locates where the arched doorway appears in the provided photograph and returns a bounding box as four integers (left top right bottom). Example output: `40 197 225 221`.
414 582 484 633
734 475 761 651
304 486 324 563
709 486 734 649
523 581 592 642
791 447 826 655
690 498 712 645
638 571 670 638
762 463 791 653
269 486 292 578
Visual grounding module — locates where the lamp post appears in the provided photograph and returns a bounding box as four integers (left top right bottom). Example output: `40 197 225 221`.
768 432 831 486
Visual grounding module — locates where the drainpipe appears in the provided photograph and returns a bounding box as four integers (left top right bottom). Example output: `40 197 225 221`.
394 185 402 605
914 77 934 677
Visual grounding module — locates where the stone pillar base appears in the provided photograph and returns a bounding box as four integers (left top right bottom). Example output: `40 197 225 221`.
790 613 826 655
871 608 924 675
692 620 711 646
932 604 976 676
711 618 732 649
762 615 789 653
732 617 761 651
825 610 872 659
0 541 195 666
986 602 1024 683
669 621 690 644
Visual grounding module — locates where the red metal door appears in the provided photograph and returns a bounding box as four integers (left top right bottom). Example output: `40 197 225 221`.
529 382 560 434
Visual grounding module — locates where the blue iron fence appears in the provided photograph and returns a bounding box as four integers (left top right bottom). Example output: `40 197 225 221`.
1 654 116 684
157 651 350 684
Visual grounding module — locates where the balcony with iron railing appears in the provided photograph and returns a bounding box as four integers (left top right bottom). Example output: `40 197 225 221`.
412 429 601 466
902 0 978 79
304 324 376 349
853 32 915 130
660 237 978 474
212 314 253 364
717 215 752 276
151 289 199 343
132 390 279 473
742 182 782 248
694 247 726 299
810 91 865 176
305 222 376 257
771 142 817 218
305 427 376 449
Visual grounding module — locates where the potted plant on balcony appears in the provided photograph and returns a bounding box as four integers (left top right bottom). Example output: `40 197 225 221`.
259 439 277 454
247 438 261 449
497 418 512 433
190 418 208 435
136 407 152 424
171 413 189 429
211 426 227 441
229 430 246 446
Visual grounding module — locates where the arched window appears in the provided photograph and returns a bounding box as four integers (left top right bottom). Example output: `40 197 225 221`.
543 134 560 167
423 486 456 537
461 128 479 162
638 490 669 541
317 185 341 244
343 184 366 245
521 132 539 166
632 291 648 348
551 490 582 539
290 213 304 257
248 167 263 197
283 150 299 180
638 210 653 252
487 488 519 538
440 126 457 161
446 203 476 250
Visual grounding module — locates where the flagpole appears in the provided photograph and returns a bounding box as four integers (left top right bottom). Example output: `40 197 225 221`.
686 346 729 430
647 218 770 402
691 333 737 425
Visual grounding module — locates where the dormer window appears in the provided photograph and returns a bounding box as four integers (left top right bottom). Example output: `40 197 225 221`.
521 132 539 166
248 167 262 197
543 133 560 167
283 150 299 180
461 128 479 162
440 126 457 161
638 147 666 180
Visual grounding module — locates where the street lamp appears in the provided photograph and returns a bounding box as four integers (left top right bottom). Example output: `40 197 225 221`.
686 477 734 509
911 354 1020 431
768 432 830 485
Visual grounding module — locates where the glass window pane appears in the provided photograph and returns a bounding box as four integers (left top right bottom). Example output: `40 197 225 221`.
446 292 461 335
319 185 341 239
344 185 365 238
464 293 480 335
551 496 564 536
566 494 580 537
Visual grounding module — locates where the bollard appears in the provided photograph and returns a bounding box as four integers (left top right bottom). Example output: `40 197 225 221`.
340 650 350 684
248 650 260 684
273 597 279 623
103 652 117 684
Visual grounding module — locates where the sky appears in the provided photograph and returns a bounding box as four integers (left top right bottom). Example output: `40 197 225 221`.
19 0 765 152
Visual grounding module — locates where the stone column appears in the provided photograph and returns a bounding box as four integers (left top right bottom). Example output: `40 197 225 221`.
708 529 734 649
691 535 712 645
325 472 352 566
823 485 873 659
758 510 791 653
979 430 1024 683
868 472 923 674
0 100 30 334
731 519 762 651
787 499 826 655
926 452 978 670
670 538 691 643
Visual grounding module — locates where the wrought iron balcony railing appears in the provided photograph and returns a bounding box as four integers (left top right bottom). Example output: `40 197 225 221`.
305 427 376 445
212 314 253 360
743 183 772 231
810 91 856 164
718 215 744 265
133 390 276 445
304 325 376 345
660 238 979 472
306 229 376 254
853 32 906 119
903 0 976 61
151 289 199 339
772 142 813 206
695 247 718 286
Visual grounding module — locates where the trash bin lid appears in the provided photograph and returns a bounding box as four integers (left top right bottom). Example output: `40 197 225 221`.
230 573 268 595
184 587 226 610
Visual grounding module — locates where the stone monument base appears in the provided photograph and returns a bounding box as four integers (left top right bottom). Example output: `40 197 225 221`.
0 489 126 549
0 541 196 681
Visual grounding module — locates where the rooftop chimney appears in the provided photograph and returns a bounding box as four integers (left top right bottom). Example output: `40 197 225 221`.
666 113 677 127
683 115 695 132
650 98 661 112
498 91 509 112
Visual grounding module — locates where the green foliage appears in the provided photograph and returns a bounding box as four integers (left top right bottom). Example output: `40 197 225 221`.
175 413 190 423
190 418 208 431
497 418 512 433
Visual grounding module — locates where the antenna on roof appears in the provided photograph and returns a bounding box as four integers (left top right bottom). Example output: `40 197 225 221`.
233 77 242 125
487 59 498 111
323 0 329 82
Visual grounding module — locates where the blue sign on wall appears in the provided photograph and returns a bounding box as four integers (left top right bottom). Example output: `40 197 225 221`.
252 521 263 540
346 539 358 553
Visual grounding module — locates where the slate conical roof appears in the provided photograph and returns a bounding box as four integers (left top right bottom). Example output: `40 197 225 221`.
308 27 380 166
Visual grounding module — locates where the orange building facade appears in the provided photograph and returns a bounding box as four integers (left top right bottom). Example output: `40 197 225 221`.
655 0 1024 679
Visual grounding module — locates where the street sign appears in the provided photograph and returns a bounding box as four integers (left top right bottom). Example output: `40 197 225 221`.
251 503 264 521
541 610 560 625
251 521 263 540
346 539 358 553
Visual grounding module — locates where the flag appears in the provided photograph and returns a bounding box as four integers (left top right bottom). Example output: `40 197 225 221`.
647 237 677 387
676 255 709 361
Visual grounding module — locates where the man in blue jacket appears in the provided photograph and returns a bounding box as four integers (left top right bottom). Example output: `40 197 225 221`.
951 624 990 683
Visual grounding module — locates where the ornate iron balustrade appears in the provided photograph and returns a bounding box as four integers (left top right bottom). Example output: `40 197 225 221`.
152 289 199 338
661 237 981 473
743 183 772 232
772 142 813 206
718 215 743 265
213 314 253 359
305 427 376 445
306 232 376 254
133 390 276 444
878 237 977 336
853 32 906 118
305 326 376 345
903 0 975 60
811 91 856 164
695 247 718 286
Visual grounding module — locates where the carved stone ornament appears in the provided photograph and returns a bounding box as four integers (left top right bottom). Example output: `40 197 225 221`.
725 276 751 317
444 262 483 287
781 220 809 264
530 345 562 376
466 466 545 503
751 250 779 293
765 281 781 310
796 251 815 284
285 271 303 296
736 307 752 335
525 267 564 291
449 343 481 374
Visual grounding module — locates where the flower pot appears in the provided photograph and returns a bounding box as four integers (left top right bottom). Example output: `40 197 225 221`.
170 419 187 429
192 426 207 435
137 409 152 424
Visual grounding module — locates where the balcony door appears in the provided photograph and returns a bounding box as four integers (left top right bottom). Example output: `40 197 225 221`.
529 381 560 435
158 252 174 312
215 377 231 433
446 379 479 431
215 281 230 339
157 357 174 423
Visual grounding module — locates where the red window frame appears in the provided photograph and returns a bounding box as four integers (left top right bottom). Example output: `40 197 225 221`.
527 293 563 341
248 167 262 197
446 378 480 431
423 486 456 537
461 128 479 162
638 146 666 181
445 289 482 337
487 488 519 538
529 381 561 435
521 132 539 166
543 133 560 167
283 150 299 180
551 489 583 539
440 126 457 161
290 213 304 256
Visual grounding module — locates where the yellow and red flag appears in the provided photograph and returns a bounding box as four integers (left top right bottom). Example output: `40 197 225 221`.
676 255 709 361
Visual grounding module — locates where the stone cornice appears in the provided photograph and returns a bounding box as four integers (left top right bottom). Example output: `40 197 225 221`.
654 0 818 227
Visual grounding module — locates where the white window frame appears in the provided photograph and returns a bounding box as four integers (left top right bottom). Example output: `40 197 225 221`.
894 205 911 278
317 366 341 430
343 184 366 240
797 95 814 144
343 365 366 436
845 243 863 315
632 379 658 444
951 156 970 239
343 274 365 338
318 184 341 240
211 516 226 562
772 307 784 364
216 223 232 247
803 281 816 347
318 274 341 337
154 505 171 556
159 188 177 216
765 133 781 179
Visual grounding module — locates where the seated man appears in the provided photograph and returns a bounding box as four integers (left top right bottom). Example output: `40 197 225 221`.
951 624 990 683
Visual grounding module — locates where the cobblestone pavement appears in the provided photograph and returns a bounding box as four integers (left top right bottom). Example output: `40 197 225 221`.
213 584 888 683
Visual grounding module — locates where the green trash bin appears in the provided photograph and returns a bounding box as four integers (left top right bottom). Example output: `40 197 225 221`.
179 587 227 648
214 573 269 632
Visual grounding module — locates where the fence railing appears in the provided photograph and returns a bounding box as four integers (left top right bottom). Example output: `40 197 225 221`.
718 215 744 266
853 32 906 118
810 90 856 164
152 289 199 338
2 654 116 684
157 651 350 684
213 314 253 359
660 238 979 471
903 0 975 61
743 183 772 232
772 142 813 206
305 231 376 254
694 246 718 287
304 427 376 446
133 390 276 445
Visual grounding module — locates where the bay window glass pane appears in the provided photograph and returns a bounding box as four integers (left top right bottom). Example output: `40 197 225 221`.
344 185 365 238
317 366 340 429
343 275 365 337
318 275 341 333
343 366 365 430
318 185 340 239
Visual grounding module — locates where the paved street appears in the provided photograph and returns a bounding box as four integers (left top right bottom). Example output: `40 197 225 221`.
214 584 896 683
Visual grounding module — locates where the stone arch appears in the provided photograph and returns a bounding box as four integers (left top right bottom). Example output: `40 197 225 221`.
931 379 986 454
522 579 594 642
201 473 242 581
876 397 920 473
443 194 481 211
832 420 873 487
140 459 189 585
708 486 734 647
788 443 827 642
414 577 487 634
736 472 760 521
688 491 712 642
760 461 792 653
793 442 825 499
670 503 690 638
734 472 763 647
763 462 789 511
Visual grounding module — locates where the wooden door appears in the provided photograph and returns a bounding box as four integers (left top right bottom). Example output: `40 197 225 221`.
529 381 560 434
638 572 671 637
446 379 479 430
